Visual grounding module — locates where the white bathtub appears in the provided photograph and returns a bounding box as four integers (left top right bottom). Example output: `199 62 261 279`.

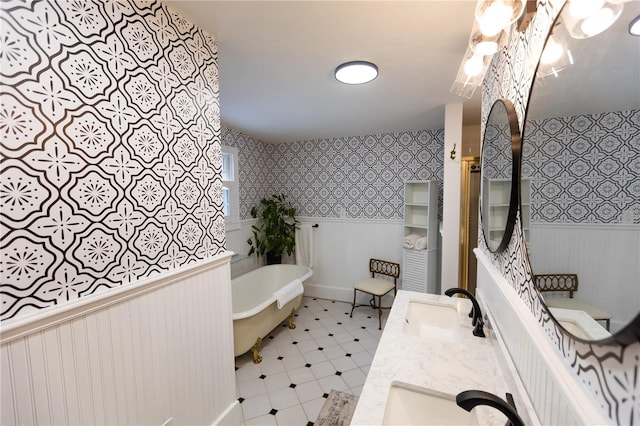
231 264 313 362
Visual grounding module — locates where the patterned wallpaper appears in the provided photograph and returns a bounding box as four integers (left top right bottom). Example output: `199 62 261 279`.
523 110 640 224
0 0 224 322
222 127 444 220
481 0 640 424
482 120 512 180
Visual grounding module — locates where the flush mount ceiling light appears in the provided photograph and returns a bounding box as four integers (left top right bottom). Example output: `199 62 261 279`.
335 61 378 85
630 15 640 35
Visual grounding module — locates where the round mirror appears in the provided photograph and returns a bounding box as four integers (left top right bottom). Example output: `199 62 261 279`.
481 99 521 253
521 1 640 343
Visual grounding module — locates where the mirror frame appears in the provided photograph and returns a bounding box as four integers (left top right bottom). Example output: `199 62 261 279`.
520 5 640 347
481 99 522 254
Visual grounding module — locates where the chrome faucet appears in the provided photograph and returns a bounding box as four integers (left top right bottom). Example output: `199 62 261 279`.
456 390 524 426
444 288 485 338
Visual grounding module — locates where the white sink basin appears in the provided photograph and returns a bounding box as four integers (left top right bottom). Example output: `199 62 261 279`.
403 301 462 343
382 383 475 425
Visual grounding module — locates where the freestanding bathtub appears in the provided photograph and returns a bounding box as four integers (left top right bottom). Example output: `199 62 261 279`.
232 264 313 363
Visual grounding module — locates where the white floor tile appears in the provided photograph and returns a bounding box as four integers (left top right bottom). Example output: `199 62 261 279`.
264 371 291 393
350 385 364 397
294 380 323 403
287 366 315 385
317 374 349 393
310 360 335 379
302 397 325 423
331 356 358 373
351 351 373 368
340 340 366 354
275 403 309 425
302 349 328 364
238 378 268 399
281 353 306 370
322 344 347 360
260 358 286 375
297 339 319 353
269 387 299 410
341 368 367 388
244 413 277 426
242 394 272 420
314 335 338 348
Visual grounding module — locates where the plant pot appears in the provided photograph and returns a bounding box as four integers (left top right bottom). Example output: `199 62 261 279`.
266 252 282 265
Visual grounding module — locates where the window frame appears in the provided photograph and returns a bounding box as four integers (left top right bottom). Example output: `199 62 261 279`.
221 145 240 231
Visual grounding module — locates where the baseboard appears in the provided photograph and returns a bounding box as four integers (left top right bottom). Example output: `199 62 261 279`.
303 283 396 306
304 283 352 303
212 400 242 426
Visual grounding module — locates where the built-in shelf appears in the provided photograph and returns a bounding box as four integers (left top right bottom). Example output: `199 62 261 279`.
402 180 439 293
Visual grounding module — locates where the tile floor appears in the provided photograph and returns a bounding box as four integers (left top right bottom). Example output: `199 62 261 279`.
234 296 389 425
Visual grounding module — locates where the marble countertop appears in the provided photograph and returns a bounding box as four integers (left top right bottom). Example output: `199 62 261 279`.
350 290 513 425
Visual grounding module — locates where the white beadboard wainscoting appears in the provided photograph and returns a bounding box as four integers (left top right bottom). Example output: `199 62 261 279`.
0 253 240 426
529 222 640 333
227 218 405 304
475 249 607 425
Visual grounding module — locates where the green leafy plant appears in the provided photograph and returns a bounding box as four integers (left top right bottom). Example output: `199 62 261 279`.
247 194 299 264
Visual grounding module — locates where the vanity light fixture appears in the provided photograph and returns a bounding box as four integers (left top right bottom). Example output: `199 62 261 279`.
630 15 640 35
335 61 378 85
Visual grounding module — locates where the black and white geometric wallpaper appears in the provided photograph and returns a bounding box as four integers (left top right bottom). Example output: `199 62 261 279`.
0 0 224 322
523 110 640 224
481 0 640 424
482 121 512 180
222 127 444 220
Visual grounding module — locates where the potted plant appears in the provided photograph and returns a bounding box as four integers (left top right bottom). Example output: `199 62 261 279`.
247 194 299 264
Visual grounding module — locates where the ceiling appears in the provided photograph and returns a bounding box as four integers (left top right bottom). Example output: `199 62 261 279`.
164 1 481 143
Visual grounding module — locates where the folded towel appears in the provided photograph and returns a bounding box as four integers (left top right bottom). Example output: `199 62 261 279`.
403 233 421 249
274 279 304 309
414 237 427 250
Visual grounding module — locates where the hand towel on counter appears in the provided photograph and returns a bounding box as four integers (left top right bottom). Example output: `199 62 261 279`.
414 237 427 250
295 225 314 269
403 233 421 249
274 279 304 309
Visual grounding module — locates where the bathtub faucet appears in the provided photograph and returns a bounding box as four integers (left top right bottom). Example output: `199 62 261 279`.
444 288 485 338
456 390 524 426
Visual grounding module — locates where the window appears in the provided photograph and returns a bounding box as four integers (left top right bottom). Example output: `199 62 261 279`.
221 145 239 231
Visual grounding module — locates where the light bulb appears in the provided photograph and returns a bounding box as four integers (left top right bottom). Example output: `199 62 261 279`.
464 55 484 77
540 37 563 64
581 5 622 37
476 40 499 56
569 0 605 20
478 1 514 36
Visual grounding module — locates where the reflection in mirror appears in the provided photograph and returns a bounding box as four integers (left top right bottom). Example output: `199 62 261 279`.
481 99 520 253
521 1 640 340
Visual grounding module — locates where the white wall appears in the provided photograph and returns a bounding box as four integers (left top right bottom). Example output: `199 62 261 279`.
0 254 240 426
528 222 640 333
441 103 464 294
